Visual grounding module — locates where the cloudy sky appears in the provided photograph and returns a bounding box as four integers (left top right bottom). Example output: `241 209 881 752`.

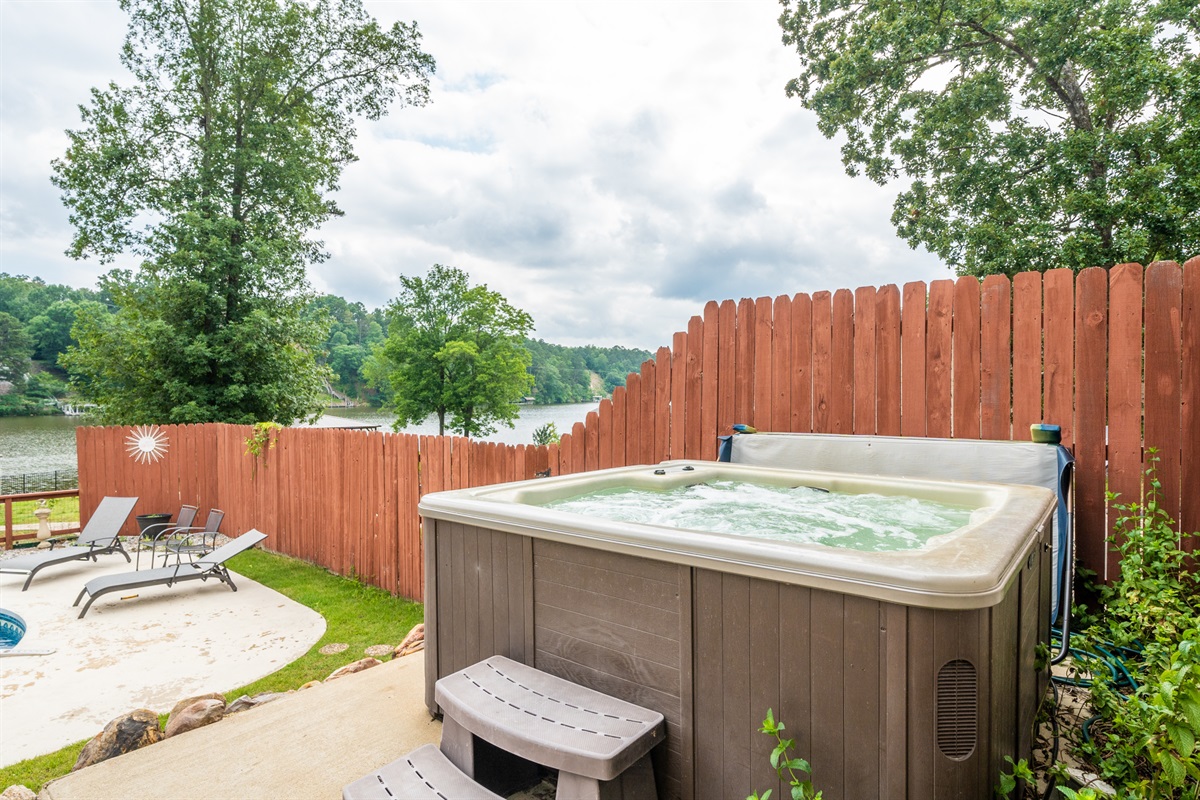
0 0 952 350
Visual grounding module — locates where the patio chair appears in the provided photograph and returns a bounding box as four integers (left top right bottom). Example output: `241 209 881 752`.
73 529 268 618
0 496 139 591
135 504 199 570
154 508 225 567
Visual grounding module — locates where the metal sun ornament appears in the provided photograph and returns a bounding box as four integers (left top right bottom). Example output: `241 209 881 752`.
125 425 170 464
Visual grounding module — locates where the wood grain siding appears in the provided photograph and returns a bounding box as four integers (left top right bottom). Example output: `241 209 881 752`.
532 539 689 800
692 567 1043 800
693 575 895 800
428 521 533 706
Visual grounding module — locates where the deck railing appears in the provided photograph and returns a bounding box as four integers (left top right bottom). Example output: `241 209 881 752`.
1 489 82 550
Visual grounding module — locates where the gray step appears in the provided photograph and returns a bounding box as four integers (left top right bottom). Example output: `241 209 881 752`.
342 743 503 800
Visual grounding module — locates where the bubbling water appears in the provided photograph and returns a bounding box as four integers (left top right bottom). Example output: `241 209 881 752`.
543 480 975 552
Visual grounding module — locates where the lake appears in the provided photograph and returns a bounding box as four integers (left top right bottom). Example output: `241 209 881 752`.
0 402 600 480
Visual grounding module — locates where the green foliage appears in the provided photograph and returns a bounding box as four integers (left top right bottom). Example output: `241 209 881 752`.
1069 455 1200 797
748 709 823 800
524 338 651 403
373 265 534 437
1099 456 1198 656
996 755 1036 797
51 0 434 425
0 311 32 385
1056 789 1106 800
62 273 331 424
306 294 387 401
1083 631 1200 795
779 0 1200 276
532 422 561 446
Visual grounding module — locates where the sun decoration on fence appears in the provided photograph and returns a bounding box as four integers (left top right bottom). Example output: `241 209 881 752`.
125 425 169 464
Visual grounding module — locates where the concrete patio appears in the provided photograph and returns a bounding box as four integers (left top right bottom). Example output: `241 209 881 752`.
39 653 441 800
0 550 325 766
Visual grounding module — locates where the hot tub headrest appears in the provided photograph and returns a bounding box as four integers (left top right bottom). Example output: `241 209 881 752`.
719 432 1074 622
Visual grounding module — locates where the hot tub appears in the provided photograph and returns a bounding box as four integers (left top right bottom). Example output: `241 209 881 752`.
419 461 1056 800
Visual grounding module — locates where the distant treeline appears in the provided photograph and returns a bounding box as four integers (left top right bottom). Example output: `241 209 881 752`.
0 274 648 412
307 293 649 405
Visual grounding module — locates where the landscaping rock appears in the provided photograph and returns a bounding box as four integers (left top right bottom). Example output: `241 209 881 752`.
167 692 225 720
299 680 321 690
71 709 162 771
0 785 36 800
326 657 381 681
226 691 291 715
164 698 226 738
393 623 424 658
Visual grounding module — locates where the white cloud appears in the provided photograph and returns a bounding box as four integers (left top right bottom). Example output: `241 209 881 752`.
1 0 951 350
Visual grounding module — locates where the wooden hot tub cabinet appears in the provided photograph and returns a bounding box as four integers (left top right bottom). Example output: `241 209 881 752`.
420 463 1055 800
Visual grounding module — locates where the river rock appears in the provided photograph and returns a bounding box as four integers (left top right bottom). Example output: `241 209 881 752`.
393 623 424 658
326 657 381 681
0 785 36 800
71 709 162 771
226 691 291 715
167 692 225 720
164 698 226 738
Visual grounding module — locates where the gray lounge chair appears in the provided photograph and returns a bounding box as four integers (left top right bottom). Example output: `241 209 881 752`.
0 496 139 591
73 529 267 618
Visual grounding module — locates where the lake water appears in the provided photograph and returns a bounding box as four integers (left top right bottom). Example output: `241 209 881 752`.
0 402 599 479
0 415 82 478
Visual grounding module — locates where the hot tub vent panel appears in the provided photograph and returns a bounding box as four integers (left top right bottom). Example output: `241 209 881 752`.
936 658 978 760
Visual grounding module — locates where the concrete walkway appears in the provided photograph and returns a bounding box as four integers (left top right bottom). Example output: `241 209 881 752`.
40 653 441 800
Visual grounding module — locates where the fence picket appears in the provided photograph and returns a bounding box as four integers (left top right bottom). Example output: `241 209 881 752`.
1144 262 1183 530
1107 264 1144 581
1075 267 1109 580
981 275 1012 441
952 277 982 439
1182 257 1200 548
852 287 876 435
875 286 901 436
926 280 953 438
791 293 813 434
901 282 927 436
1012 272 1043 440
812 291 832 433
831 289 854 435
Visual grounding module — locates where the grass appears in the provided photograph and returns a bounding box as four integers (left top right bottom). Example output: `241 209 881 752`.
5 495 80 527
0 548 423 794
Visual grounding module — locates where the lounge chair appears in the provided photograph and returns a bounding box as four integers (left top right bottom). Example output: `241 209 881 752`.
73 529 267 618
154 508 225 567
0 496 139 591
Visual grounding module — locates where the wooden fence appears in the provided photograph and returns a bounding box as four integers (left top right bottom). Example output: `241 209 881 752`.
75 259 1200 600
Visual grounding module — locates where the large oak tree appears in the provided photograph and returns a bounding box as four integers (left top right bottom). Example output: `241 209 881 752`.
54 0 434 424
779 0 1199 275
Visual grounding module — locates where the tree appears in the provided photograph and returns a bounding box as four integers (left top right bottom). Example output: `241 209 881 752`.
52 0 435 424
0 312 33 386
374 265 534 437
779 0 1200 275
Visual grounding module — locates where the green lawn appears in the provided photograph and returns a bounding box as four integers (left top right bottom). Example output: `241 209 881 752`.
0 548 424 794
5 495 80 527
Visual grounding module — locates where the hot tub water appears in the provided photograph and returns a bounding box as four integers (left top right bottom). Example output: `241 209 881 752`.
544 479 975 551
